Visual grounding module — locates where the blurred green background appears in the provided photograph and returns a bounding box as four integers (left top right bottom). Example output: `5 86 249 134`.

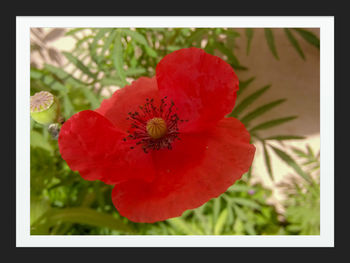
30 28 320 235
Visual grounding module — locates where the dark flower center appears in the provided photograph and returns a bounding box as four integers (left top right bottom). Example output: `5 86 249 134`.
125 97 185 153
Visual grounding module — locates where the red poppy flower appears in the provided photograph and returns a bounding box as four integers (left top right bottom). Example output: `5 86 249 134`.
58 47 255 223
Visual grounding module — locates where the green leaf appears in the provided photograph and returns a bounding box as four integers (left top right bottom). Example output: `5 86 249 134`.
291 147 309 158
245 28 254 55
214 209 228 235
307 144 315 157
90 28 110 63
264 28 279 60
270 146 312 183
112 31 127 86
44 64 86 87
226 30 240 38
62 94 75 119
42 208 135 234
227 206 234 226
232 197 261 210
233 204 247 221
241 99 286 125
99 29 118 60
63 52 96 79
263 142 274 181
65 28 84 36
167 218 202 235
74 35 94 50
187 28 208 44
121 28 149 46
214 42 246 70
284 29 305 60
90 28 110 51
213 197 221 224
121 29 158 58
81 88 101 109
244 222 256 235
100 78 124 87
231 85 271 117
30 131 53 153
237 77 255 96
250 116 297 133
31 69 68 92
125 67 147 76
265 135 306 141
228 184 250 192
30 69 43 79
293 28 320 49
31 198 50 226
144 46 158 58
233 219 245 234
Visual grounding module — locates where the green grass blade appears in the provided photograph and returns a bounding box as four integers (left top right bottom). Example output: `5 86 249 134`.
233 204 247 221
232 197 261 210
44 64 86 87
99 29 117 60
284 28 305 60
125 67 147 76
90 28 109 51
100 78 124 87
187 28 208 44
65 28 84 36
244 222 257 235
112 30 127 86
245 28 254 55
214 42 246 70
144 46 158 58
46 207 135 234
167 218 202 235
249 116 297 133
237 77 255 96
62 94 75 119
81 88 101 109
90 28 110 64
214 209 228 235
231 85 271 117
122 28 149 46
293 28 320 49
264 28 279 60
291 147 310 158
32 69 68 93
62 52 96 79
265 135 306 141
30 131 53 153
241 99 286 125
263 142 274 181
270 146 313 183
213 197 221 225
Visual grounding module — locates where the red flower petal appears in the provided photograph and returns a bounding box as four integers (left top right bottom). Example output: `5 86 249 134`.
58 110 155 185
96 77 160 132
156 47 239 133
112 117 255 223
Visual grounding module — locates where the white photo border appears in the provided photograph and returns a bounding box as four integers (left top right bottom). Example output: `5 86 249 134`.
16 16 334 247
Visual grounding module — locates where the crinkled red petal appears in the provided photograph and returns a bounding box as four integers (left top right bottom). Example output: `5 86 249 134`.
156 47 239 133
58 110 155 185
96 77 160 132
112 117 255 223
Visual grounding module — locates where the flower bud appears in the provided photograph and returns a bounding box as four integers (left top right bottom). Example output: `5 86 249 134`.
30 91 60 125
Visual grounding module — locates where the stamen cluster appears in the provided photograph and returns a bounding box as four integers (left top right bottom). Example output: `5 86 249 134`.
125 97 185 153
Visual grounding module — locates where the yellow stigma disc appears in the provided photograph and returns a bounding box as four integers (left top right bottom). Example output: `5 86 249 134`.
146 118 167 139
